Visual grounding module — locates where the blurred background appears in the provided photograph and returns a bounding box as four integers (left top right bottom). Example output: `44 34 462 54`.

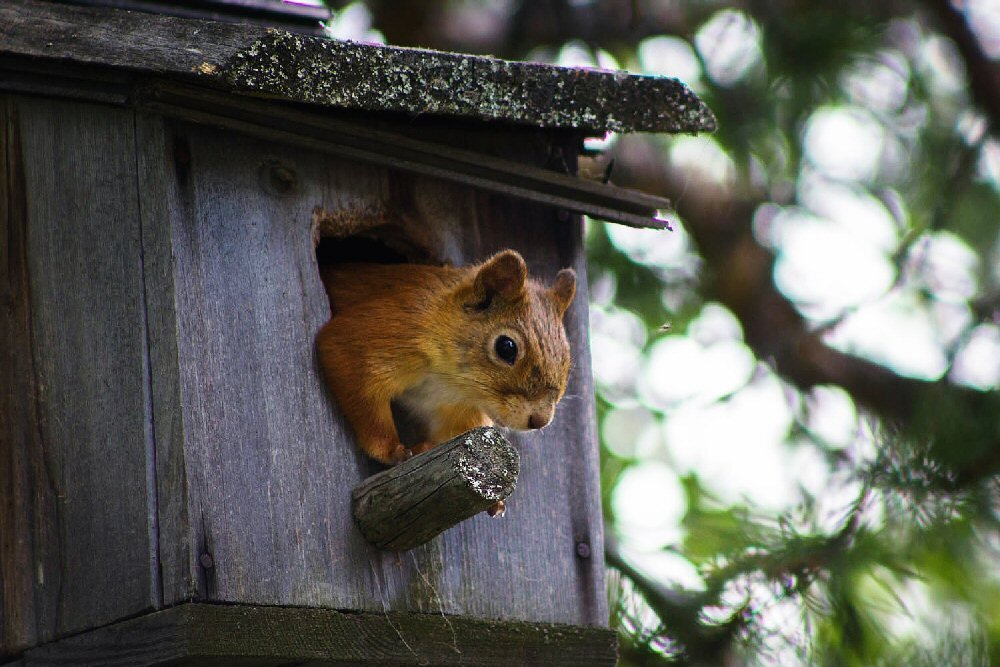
319 1 1000 664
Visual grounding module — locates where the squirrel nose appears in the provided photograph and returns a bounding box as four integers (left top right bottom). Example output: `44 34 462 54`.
528 413 550 430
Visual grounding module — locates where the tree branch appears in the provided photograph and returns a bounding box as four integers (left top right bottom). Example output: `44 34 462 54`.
611 137 1000 480
925 0 1000 131
612 136 925 421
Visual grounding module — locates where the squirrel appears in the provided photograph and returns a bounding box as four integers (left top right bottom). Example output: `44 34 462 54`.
316 249 576 469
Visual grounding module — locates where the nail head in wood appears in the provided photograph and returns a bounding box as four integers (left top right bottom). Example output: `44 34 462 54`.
351 427 519 551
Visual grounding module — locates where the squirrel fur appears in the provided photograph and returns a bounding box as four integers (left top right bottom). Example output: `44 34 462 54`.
317 250 576 466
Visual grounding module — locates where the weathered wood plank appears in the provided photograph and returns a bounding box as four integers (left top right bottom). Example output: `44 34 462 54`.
0 56 132 106
150 119 367 609
75 0 332 33
22 603 617 666
352 427 519 551
0 0 715 135
135 81 672 229
0 95 60 657
133 112 198 607
1 96 158 648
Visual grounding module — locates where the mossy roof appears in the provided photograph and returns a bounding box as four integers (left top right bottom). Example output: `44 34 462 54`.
3 0 715 135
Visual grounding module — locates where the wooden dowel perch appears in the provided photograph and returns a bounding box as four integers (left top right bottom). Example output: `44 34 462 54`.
351 427 519 551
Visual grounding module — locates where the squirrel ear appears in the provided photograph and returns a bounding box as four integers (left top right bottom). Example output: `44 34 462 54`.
472 250 527 307
551 268 576 316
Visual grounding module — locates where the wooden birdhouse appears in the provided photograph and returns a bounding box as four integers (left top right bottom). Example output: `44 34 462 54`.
0 1 715 664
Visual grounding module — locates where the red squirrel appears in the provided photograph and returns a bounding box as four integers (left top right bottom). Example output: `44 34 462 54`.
317 250 576 466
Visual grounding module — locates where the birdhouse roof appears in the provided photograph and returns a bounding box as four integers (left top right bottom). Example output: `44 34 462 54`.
2 0 715 135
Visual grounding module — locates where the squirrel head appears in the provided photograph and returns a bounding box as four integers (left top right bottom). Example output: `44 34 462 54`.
443 250 576 432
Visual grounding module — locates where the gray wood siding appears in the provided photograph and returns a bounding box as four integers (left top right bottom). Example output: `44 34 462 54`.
1 96 159 652
146 120 362 609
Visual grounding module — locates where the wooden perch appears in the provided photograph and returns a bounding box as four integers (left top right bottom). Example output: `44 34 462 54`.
352 427 519 551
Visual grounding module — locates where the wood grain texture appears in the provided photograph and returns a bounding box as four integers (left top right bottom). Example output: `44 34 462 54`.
134 113 198 607
148 118 369 609
21 603 617 666
0 95 58 657
1 96 158 652
352 427 519 551
73 0 332 32
134 81 672 229
136 117 607 626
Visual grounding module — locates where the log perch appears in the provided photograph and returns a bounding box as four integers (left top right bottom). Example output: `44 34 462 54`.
351 427 519 551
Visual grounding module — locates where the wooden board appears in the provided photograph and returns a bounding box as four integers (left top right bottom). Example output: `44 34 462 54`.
140 117 367 610
133 80 673 229
0 95 158 653
72 0 332 32
0 95 56 657
141 117 608 626
20 603 617 666
134 113 197 606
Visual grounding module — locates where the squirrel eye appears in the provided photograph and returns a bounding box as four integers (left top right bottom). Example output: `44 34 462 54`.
494 335 518 365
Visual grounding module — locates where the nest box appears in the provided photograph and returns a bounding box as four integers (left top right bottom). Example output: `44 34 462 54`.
0 1 715 664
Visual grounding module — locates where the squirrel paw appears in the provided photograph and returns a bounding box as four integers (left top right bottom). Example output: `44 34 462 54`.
410 441 436 457
388 443 411 466
486 500 506 518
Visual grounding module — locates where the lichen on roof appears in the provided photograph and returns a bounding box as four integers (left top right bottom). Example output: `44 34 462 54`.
222 31 716 135
2 0 715 135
